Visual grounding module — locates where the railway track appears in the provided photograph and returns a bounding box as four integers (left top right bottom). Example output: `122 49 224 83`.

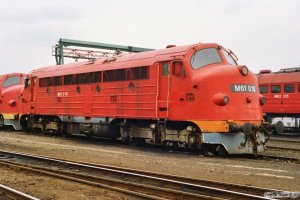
269 138 300 145
0 150 286 200
266 145 300 152
0 183 39 200
267 137 300 152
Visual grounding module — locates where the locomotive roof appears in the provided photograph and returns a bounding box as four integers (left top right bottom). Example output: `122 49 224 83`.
29 43 219 78
258 71 300 84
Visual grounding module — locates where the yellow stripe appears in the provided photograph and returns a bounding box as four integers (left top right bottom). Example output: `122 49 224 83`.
190 120 261 133
2 114 19 120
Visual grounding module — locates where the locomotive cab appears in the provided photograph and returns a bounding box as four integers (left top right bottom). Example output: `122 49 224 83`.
176 44 267 154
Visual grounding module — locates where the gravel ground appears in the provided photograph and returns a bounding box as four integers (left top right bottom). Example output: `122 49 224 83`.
0 131 299 199
0 165 139 200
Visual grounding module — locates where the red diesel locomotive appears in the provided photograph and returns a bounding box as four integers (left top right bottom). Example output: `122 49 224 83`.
0 73 25 130
258 67 300 133
13 43 268 154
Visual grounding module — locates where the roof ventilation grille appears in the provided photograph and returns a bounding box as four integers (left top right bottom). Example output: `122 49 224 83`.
279 67 300 73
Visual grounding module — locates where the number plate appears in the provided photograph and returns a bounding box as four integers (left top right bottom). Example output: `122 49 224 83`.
231 84 257 93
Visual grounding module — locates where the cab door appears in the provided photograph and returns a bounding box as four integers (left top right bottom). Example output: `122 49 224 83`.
21 76 35 114
168 61 187 119
0 85 3 112
157 62 170 119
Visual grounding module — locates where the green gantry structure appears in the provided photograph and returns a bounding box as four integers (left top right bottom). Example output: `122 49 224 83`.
53 38 154 65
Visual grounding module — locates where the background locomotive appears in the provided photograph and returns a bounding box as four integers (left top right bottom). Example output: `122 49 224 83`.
258 67 300 134
2 43 268 154
0 73 25 130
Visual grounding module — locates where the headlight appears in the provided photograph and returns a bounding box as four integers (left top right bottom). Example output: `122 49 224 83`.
241 66 248 76
212 93 229 106
224 96 229 105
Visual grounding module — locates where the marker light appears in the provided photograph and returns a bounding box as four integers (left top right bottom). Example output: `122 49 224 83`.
246 96 252 103
259 95 266 106
8 100 16 106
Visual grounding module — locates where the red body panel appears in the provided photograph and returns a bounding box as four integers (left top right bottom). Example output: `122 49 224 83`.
258 71 300 114
22 43 262 123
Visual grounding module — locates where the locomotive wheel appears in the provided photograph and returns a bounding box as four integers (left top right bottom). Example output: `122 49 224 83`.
274 121 284 135
129 138 145 146
60 124 69 138
216 145 228 156
121 130 131 144
0 115 3 127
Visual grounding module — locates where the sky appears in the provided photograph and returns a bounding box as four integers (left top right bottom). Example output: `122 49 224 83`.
0 0 299 74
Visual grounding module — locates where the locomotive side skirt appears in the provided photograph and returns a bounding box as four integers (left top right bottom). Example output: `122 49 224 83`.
202 132 266 154
1 114 22 130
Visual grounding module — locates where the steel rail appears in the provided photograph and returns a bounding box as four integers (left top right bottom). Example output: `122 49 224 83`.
0 150 280 200
0 183 39 200
30 154 285 197
268 138 300 144
266 145 300 152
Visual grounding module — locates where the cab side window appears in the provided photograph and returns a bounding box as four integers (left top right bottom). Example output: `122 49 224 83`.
25 78 31 88
172 61 185 77
162 63 169 76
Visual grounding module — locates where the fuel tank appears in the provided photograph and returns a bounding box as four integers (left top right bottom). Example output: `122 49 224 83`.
79 123 120 139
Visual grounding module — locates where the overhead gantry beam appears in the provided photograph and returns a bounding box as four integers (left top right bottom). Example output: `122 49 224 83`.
53 38 154 65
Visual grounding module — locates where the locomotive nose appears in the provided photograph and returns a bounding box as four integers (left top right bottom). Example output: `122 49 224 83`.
196 64 262 121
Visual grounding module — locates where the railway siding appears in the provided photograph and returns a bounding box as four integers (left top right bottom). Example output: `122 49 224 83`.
0 130 299 195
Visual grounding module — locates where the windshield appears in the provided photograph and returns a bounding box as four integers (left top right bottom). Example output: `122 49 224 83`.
2 75 21 88
222 49 237 65
190 48 222 69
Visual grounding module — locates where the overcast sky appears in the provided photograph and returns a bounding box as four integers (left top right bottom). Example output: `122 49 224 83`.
0 0 299 74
